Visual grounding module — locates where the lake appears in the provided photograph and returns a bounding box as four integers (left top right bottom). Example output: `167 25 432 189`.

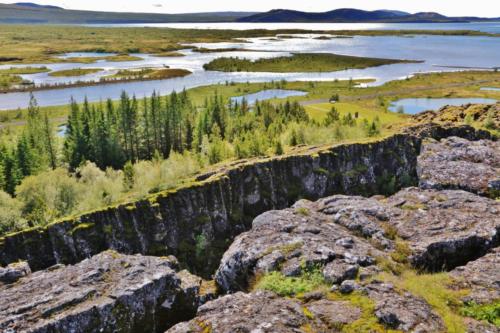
85 22 500 34
231 89 307 104
481 87 500 91
0 22 499 110
388 98 498 114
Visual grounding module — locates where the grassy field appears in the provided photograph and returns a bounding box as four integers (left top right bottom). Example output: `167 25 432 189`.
0 25 498 64
105 68 191 80
48 68 103 77
0 66 50 74
203 53 419 72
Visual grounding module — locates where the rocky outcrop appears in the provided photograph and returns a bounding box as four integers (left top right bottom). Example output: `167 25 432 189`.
167 291 336 333
0 260 30 284
413 102 500 130
215 188 499 292
451 247 500 304
0 124 490 278
418 136 500 197
166 285 446 333
0 251 215 333
215 198 385 293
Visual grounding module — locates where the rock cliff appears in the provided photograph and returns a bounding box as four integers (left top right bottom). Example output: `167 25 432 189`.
0 124 491 278
0 251 215 333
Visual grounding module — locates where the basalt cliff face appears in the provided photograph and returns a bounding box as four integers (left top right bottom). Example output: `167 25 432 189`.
1 123 498 332
0 124 489 278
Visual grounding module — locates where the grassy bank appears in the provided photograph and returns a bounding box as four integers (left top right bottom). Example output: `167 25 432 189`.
203 53 419 72
48 68 103 77
106 68 191 80
0 66 50 74
0 25 498 65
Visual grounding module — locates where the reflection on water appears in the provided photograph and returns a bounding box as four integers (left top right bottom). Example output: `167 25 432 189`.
231 89 307 104
0 30 499 110
84 22 500 34
480 87 500 91
388 98 498 114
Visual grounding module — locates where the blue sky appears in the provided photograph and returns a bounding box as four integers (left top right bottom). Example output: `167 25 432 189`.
4 0 500 17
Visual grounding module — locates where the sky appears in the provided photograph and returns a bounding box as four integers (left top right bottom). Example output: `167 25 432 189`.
4 0 500 17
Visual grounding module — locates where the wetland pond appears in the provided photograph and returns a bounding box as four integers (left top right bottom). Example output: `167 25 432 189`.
0 23 500 110
388 98 498 114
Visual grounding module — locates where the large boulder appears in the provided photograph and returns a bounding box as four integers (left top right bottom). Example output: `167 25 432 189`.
167 290 371 333
320 188 499 271
0 251 215 333
418 136 500 197
167 285 445 333
0 260 31 284
215 199 385 293
450 247 500 304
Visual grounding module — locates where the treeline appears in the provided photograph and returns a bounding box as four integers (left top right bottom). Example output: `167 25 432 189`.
0 90 382 235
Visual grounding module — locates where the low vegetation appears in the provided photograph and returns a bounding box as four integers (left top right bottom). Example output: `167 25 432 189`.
203 53 418 73
460 301 500 326
48 68 103 77
0 66 49 74
1 25 495 64
105 68 191 80
0 82 395 235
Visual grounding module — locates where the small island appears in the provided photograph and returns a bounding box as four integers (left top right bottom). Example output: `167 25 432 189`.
48 68 103 77
203 53 420 72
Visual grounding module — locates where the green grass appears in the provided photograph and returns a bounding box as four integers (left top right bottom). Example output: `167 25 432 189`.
0 25 496 65
380 271 469 333
0 66 49 74
461 301 500 326
105 68 191 80
305 102 405 124
203 53 418 73
48 68 103 77
254 268 326 297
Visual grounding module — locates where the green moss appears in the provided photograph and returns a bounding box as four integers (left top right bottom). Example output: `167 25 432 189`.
460 300 500 326
390 240 412 264
303 307 315 320
254 267 326 297
295 207 310 216
380 270 469 333
70 222 95 235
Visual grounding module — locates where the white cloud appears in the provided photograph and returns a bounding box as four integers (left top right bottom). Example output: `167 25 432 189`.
4 0 500 17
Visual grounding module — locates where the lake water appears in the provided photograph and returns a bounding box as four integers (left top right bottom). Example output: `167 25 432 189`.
388 98 498 114
481 87 500 91
85 22 500 34
231 89 307 104
0 22 499 110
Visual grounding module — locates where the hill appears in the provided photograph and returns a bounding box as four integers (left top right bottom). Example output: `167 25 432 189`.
238 8 499 23
0 3 257 24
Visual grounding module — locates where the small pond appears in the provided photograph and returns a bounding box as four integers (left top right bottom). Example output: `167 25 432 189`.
480 87 500 92
231 89 307 104
388 98 498 114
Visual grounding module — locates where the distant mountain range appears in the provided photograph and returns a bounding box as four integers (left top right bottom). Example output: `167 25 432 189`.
0 3 498 24
0 3 257 24
237 9 499 23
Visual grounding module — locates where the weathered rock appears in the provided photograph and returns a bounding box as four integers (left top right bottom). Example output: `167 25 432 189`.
319 188 500 271
166 291 355 333
0 124 488 278
418 136 500 197
385 188 500 271
450 247 500 304
366 280 445 332
215 199 385 293
413 102 500 130
0 251 211 333
0 260 30 284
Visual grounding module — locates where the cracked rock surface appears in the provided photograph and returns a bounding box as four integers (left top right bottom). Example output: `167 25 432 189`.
0 251 214 333
418 136 500 197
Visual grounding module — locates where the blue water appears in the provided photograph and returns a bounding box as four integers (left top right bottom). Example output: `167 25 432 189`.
85 22 500 34
481 87 500 91
388 98 498 114
0 28 499 110
231 89 307 104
